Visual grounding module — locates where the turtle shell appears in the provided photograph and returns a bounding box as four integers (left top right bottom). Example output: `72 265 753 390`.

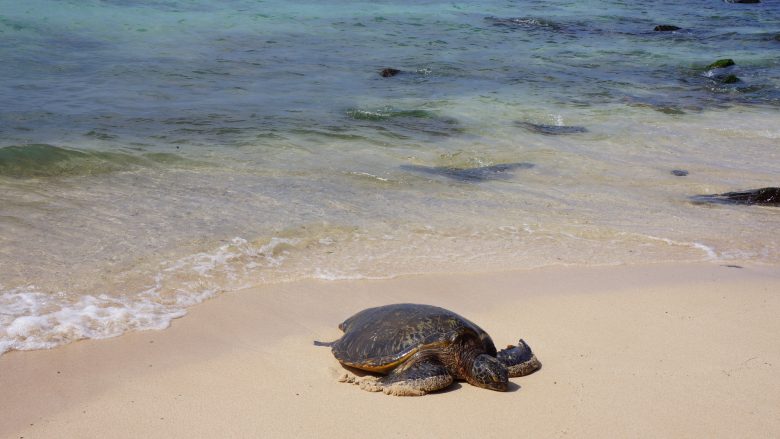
331 303 497 373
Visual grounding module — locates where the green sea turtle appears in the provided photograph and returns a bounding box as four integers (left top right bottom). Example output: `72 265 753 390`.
315 303 541 396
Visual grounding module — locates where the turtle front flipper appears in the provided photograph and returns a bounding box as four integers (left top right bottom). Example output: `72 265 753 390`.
339 359 453 396
497 339 542 377
380 359 453 396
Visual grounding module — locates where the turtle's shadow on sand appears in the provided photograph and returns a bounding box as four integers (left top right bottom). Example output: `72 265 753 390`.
434 382 463 394
433 381 520 394
505 381 521 393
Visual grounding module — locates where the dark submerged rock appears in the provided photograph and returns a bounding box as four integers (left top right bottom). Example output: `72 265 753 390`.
380 68 401 77
515 121 587 135
703 59 742 84
400 162 534 182
726 0 760 3
671 169 689 177
654 25 681 32
691 187 780 206
706 59 735 70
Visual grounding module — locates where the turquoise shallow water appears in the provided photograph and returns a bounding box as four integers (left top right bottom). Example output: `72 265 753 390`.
2 0 779 147
1 0 779 354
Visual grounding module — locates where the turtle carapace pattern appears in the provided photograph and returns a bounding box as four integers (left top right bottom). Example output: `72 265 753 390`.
315 303 541 396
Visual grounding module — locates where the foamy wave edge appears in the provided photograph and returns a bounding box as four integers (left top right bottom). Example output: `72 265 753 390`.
0 288 194 355
0 236 306 356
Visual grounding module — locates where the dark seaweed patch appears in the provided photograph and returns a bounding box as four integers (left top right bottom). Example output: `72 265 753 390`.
515 122 588 135
400 162 534 182
691 188 780 206
347 108 462 137
0 144 192 178
654 25 681 32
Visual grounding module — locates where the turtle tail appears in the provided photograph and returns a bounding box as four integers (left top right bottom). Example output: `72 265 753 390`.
313 339 336 347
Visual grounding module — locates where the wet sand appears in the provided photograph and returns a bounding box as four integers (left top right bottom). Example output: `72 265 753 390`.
2 262 779 438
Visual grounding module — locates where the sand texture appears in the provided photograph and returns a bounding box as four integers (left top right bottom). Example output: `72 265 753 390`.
2 263 779 438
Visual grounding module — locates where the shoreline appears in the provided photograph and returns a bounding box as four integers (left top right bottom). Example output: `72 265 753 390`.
3 261 780 438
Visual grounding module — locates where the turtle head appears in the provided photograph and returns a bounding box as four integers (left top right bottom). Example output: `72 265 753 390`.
469 354 508 391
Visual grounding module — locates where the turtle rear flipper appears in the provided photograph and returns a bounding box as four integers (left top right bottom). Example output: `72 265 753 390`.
339 359 453 396
497 339 542 377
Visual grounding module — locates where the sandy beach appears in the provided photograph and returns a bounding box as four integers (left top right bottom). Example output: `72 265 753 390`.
2 262 779 438
3 0 779 437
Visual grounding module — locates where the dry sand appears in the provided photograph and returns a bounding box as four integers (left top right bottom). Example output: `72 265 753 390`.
2 262 779 438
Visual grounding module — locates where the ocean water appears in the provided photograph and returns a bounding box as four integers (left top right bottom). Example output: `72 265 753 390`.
1 0 779 355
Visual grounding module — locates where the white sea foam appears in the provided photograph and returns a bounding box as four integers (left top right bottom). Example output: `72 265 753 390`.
643 235 719 260
0 288 186 355
349 171 390 182
312 268 370 281
0 236 300 356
